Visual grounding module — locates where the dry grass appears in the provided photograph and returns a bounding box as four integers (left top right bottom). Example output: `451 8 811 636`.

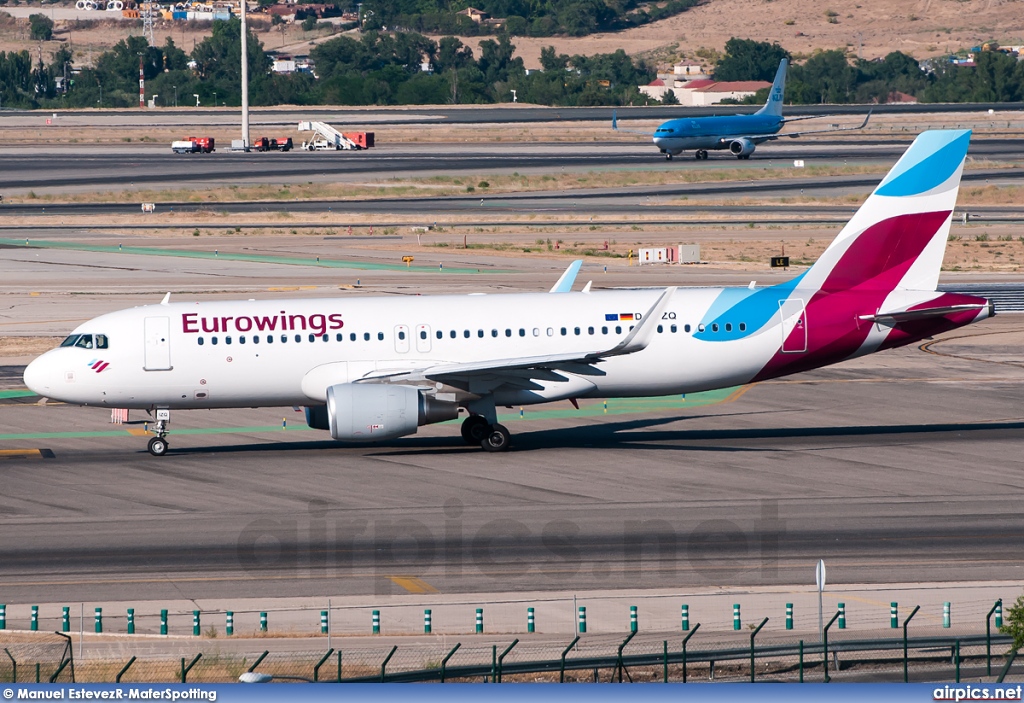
0 336 63 357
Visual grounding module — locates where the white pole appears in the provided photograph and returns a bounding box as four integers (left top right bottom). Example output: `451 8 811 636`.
240 0 249 148
79 603 84 660
327 599 331 651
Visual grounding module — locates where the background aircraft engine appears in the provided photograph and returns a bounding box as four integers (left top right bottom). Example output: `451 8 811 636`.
323 383 458 441
729 138 756 157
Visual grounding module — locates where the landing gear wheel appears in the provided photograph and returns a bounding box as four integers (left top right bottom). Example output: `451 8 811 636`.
461 415 490 445
696 150 708 160
480 423 511 452
664 152 673 160
148 436 168 457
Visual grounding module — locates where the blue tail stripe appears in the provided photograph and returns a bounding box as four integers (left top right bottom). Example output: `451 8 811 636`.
694 272 807 341
875 130 971 197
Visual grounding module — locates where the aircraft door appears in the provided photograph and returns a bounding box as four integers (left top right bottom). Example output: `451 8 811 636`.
143 316 173 370
394 325 410 353
778 299 807 353
415 324 432 353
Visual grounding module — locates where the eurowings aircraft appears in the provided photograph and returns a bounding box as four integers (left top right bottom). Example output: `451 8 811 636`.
24 130 991 456
614 59 870 160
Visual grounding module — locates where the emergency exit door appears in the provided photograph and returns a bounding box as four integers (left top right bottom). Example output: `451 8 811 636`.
778 299 807 353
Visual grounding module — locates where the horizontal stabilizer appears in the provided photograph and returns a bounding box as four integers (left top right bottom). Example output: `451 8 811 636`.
860 302 989 324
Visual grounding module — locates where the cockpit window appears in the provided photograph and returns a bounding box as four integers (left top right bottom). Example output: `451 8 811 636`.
61 334 109 350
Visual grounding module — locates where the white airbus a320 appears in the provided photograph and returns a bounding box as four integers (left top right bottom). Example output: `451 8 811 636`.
24 130 992 455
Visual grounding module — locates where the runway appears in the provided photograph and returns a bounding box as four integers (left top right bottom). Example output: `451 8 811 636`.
3 137 1024 194
1 316 1023 604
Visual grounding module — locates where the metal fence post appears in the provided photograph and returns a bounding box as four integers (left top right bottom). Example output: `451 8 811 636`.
822 610 840 683
955 639 961 683
616 630 637 683
750 617 768 683
578 606 587 634
663 641 668 683
5 648 15 683
682 623 700 683
115 656 136 683
559 636 580 683
903 605 921 683
127 608 135 635
527 607 535 634
30 606 38 632
497 639 519 683
379 645 397 683
987 600 1001 676
312 649 334 683
997 649 1019 683
439 643 461 683
681 604 689 631
799 639 804 683
786 603 793 630
180 654 201 684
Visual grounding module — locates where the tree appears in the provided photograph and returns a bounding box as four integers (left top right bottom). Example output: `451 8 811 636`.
29 13 53 41
660 88 678 105
714 38 790 81
1001 594 1024 652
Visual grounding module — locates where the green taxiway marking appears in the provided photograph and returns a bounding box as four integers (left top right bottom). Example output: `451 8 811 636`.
0 390 37 399
0 389 742 441
1 238 490 274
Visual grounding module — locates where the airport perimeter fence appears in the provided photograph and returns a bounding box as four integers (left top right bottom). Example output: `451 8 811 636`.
1 627 1021 684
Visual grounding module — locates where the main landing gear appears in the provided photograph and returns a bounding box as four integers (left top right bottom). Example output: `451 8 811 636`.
694 150 709 160
461 415 511 452
147 409 170 456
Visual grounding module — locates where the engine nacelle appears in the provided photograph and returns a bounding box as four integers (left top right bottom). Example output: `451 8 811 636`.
729 138 756 157
322 384 458 441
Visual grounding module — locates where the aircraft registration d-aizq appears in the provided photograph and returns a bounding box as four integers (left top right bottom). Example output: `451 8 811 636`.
24 130 991 456
614 58 870 160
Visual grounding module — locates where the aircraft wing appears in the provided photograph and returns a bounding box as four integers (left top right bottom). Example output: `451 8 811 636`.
550 260 583 292
761 110 872 141
611 110 655 136
362 287 676 387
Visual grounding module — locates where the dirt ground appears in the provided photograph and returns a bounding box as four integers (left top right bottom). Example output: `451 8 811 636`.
3 0 1023 70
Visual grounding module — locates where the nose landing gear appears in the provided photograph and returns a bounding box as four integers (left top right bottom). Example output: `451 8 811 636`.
147 409 170 456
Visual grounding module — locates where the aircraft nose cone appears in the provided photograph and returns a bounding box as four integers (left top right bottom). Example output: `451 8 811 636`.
23 355 53 396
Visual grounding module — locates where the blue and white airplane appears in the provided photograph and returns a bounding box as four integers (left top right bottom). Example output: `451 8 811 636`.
24 130 988 456
615 59 870 160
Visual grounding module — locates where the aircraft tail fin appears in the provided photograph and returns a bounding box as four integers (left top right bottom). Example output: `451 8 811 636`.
802 129 971 294
754 59 788 117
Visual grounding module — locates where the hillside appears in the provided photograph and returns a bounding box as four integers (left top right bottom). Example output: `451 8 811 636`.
479 0 1024 69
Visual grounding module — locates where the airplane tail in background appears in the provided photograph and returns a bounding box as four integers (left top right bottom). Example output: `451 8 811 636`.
802 129 971 295
754 59 788 117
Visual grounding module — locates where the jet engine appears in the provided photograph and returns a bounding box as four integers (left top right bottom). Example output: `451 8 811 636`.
308 384 458 441
729 138 756 157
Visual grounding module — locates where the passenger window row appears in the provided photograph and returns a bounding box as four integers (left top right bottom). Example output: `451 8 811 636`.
194 321 748 346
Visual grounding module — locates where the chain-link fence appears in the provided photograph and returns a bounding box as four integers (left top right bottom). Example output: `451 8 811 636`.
8 627 1021 684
